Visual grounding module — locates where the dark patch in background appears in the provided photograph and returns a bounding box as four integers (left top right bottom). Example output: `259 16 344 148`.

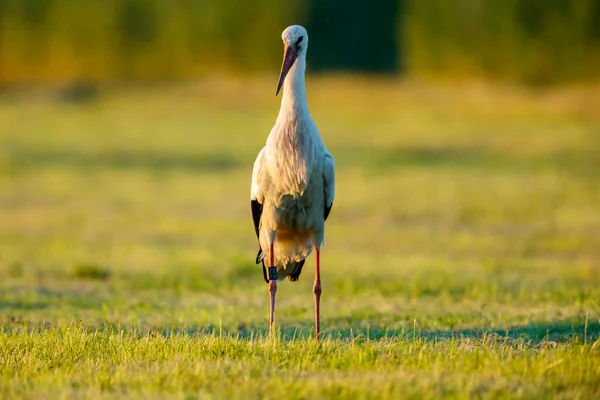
305 0 402 73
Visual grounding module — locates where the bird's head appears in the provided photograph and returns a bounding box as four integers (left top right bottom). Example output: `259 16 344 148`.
276 25 308 96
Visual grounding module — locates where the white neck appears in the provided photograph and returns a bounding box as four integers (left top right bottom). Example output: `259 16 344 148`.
277 55 308 120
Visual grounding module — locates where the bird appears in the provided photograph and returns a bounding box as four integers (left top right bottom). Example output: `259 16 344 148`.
250 25 335 340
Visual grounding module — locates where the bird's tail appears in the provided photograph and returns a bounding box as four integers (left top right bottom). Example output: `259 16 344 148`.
256 247 306 283
286 259 305 282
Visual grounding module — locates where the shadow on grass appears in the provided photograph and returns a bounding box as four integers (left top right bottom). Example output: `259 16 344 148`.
3 313 597 345
5 148 240 173
335 145 600 175
0 285 108 317
0 299 50 312
152 318 599 345
5 145 599 175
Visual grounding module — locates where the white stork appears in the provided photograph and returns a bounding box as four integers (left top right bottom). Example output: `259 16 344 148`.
250 25 336 340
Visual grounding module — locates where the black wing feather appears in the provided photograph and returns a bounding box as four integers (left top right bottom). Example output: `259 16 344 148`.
324 184 333 221
251 199 262 238
251 199 268 282
324 202 333 221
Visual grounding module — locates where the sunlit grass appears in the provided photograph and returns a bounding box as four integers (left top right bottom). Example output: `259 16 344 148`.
1 77 599 399
2 324 598 399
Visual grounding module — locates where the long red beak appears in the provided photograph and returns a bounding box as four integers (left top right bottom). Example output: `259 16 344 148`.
276 45 299 96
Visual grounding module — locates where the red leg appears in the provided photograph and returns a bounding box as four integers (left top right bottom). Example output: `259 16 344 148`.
313 247 322 340
269 242 277 338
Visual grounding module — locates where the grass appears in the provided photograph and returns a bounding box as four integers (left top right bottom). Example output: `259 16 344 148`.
1 76 599 399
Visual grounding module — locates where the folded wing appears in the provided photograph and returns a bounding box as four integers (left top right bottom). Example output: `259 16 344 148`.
323 150 335 221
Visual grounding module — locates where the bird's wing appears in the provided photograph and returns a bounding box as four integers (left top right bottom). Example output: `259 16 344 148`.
323 150 336 221
251 147 267 238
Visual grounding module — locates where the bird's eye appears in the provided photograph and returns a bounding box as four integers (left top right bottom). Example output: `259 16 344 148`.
296 36 304 45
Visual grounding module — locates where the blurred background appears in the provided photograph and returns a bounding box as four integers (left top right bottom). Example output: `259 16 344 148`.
1 0 600 86
1 0 599 335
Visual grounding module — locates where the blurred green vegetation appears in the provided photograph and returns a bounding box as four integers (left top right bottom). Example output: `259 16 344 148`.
0 0 305 83
405 0 600 84
0 0 599 85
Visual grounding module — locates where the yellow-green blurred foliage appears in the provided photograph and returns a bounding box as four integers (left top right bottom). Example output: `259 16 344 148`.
1 0 599 85
405 0 600 84
0 0 305 83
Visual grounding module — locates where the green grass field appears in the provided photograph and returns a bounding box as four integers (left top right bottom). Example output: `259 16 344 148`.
1 77 599 399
